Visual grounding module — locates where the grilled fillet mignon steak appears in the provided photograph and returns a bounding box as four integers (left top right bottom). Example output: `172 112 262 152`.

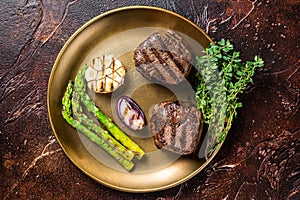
150 100 203 155
134 30 193 85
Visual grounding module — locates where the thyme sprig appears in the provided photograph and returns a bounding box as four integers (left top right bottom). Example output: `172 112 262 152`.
195 39 264 152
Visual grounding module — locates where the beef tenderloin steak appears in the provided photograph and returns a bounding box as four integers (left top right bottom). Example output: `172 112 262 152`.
134 30 193 85
150 100 203 155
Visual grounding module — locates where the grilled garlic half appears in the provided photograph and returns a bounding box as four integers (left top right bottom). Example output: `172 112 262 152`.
85 54 126 93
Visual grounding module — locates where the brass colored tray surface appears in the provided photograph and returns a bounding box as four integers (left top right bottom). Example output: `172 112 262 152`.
48 6 221 192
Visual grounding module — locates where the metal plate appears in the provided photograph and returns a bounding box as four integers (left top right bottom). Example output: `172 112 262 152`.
47 6 220 192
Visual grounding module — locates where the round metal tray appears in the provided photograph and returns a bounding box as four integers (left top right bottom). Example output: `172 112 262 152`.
47 6 222 192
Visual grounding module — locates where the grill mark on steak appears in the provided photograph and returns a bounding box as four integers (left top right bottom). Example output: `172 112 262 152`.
137 47 180 84
139 47 165 81
161 31 192 72
134 29 193 85
147 35 184 83
166 30 191 58
151 48 180 82
150 100 203 155
155 34 185 74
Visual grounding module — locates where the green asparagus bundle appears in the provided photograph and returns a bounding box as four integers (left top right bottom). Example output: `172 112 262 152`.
71 91 135 161
74 65 145 160
62 81 135 171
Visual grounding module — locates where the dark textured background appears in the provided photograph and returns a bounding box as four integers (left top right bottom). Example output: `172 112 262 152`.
1 0 299 199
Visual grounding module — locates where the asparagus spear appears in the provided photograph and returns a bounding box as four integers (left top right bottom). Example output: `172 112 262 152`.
72 91 135 161
62 81 135 171
74 65 145 160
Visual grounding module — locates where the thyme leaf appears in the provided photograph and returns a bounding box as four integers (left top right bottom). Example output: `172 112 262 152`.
195 39 264 152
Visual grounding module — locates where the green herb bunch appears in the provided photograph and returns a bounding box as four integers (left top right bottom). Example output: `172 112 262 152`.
195 39 264 152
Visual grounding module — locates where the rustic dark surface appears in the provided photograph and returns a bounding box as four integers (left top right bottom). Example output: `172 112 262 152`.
1 0 299 199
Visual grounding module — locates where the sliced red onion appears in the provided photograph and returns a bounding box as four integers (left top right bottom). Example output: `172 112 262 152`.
116 95 145 130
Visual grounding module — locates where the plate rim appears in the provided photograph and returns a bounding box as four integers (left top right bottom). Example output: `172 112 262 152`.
47 5 222 193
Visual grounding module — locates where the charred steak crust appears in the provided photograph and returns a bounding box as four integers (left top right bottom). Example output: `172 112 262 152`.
150 100 203 155
134 30 193 85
